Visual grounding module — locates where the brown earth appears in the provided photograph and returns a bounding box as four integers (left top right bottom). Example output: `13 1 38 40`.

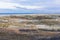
0 28 60 40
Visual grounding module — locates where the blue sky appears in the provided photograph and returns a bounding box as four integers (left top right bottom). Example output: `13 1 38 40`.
0 0 60 14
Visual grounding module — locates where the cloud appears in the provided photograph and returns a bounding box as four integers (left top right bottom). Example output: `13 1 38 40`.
0 0 60 13
0 1 17 9
16 5 44 9
0 1 45 10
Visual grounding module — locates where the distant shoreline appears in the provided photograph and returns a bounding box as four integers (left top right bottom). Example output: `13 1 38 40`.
0 13 60 15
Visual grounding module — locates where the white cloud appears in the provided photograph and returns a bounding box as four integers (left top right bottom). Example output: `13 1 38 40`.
0 1 45 10
0 1 17 9
16 5 44 9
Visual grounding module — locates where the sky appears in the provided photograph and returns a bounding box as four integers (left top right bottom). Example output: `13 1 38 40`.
0 0 60 14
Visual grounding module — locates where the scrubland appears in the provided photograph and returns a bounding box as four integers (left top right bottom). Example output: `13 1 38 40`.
0 14 60 40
